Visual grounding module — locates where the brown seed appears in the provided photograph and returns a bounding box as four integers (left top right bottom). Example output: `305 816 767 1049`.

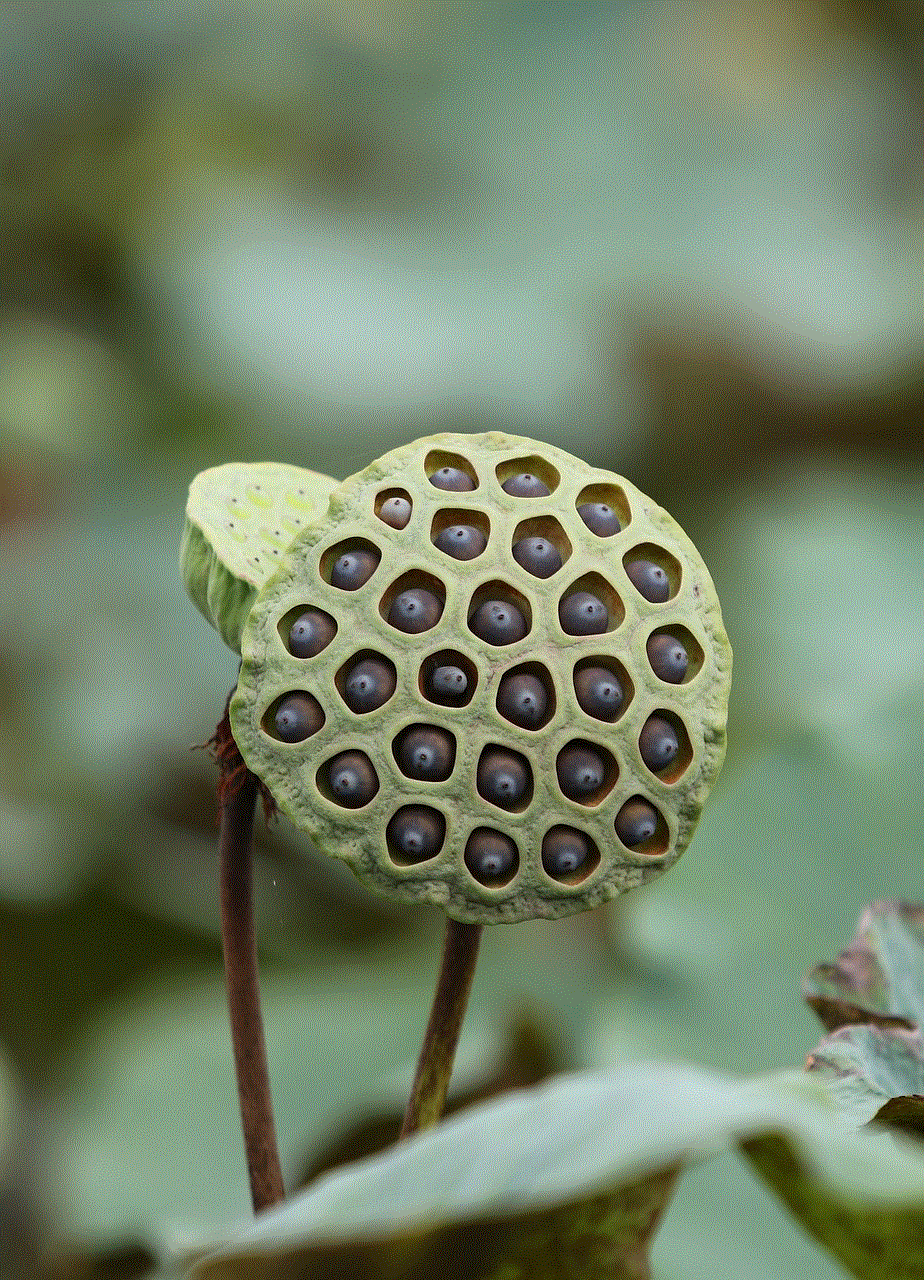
559 591 608 635
646 632 688 683
273 693 323 742
556 743 605 800
625 559 670 602
387 806 445 863
470 599 528 646
542 827 591 878
378 496 412 529
429 466 475 492
288 609 336 658
387 587 444 633
330 547 380 590
464 829 518 884
395 726 456 781
639 714 679 773
615 798 659 848
326 751 379 808
477 747 531 808
573 666 623 720
496 672 548 728
502 473 550 498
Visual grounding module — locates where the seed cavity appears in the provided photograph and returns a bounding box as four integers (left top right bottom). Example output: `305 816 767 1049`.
638 714 679 773
375 489 412 529
381 572 446 634
322 751 379 809
555 740 617 806
623 544 681 602
496 664 554 730
393 725 456 782
285 607 337 658
464 829 519 886
576 482 630 533
468 582 531 647
559 573 624 636
337 652 397 714
615 797 666 853
496 455 560 497
323 539 381 590
387 806 446 864
425 450 478 491
572 659 630 722
419 650 478 707
476 746 533 811
542 826 599 883
265 692 324 743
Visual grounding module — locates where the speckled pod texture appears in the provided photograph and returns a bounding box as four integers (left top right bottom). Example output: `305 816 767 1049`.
231 433 731 924
181 462 338 652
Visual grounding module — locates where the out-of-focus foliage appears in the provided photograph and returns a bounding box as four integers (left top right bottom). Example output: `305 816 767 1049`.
1 3 921 1277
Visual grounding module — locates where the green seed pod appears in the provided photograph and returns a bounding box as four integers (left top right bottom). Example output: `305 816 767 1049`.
181 462 337 652
228 432 731 924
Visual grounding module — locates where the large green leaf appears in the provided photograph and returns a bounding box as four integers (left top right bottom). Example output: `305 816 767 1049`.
186 1065 924 1280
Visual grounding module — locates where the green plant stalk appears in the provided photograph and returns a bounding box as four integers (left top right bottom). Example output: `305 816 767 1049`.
219 766 286 1211
400 917 483 1139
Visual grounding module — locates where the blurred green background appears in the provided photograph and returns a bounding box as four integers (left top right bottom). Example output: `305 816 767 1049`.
1 4 921 1277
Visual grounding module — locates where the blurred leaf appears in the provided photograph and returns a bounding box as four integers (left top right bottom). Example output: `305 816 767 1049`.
0 797 95 903
187 1065 924 1280
806 1025 924 1133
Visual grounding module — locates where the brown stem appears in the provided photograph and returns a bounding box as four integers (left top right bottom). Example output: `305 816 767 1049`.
400 917 483 1140
220 766 285 1211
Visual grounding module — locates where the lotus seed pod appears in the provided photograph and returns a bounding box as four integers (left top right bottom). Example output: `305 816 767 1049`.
638 714 679 773
330 546 380 590
434 525 487 561
289 608 337 659
625 559 669 603
228 432 730 924
502 473 550 498
273 693 324 742
513 536 562 578
578 502 620 536
181 462 337 652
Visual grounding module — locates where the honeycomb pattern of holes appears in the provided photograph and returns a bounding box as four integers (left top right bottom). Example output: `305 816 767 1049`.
495 661 556 731
321 538 382 591
622 543 682 603
467 580 532 647
261 691 325 744
495 455 560 497
392 724 457 783
476 745 534 813
638 709 693 784
386 805 447 866
380 569 446 634
335 650 398 714
430 508 490 561
375 488 413 530
645 625 704 685
575 482 631 534
555 739 618 807
424 449 478 491
541 825 601 886
418 649 478 708
510 515 572 579
464 828 520 887
572 656 633 723
614 796 669 856
316 750 380 810
280 606 338 658
558 572 624 637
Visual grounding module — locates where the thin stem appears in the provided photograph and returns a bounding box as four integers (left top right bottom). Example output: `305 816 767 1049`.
399 917 483 1140
219 766 285 1211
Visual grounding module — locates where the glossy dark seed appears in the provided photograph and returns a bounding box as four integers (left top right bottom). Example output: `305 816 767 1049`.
615 798 660 848
542 827 591 878
470 599 528 646
387 806 445 863
330 547 380 590
428 664 469 702
512 536 562 578
273 693 323 742
559 591 608 635
378 496 412 529
625 559 669 602
288 609 336 658
556 743 605 800
646 633 688 683
429 466 475 492
477 748 530 808
327 751 379 808
396 726 456 781
639 715 680 773
434 524 487 561
496 672 548 728
388 587 444 633
464 830 518 884
343 657 396 713
573 666 623 720
578 502 621 536
502 473 550 498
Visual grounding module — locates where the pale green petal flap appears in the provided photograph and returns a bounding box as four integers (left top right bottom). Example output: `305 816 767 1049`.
181 462 338 652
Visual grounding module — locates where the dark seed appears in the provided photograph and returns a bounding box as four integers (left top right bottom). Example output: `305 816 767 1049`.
646 633 688 683
396 726 456 781
378 496 411 529
464 830 518 884
574 666 623 720
477 747 530 808
388 587 444 633
429 466 475 492
512 536 562 578
470 599 528 646
273 693 323 742
542 827 591 878
428 664 469 702
615 798 660 848
625 559 670 603
330 547 380 590
556 743 605 800
502 473 550 498
559 591 608 635
639 714 680 773
578 502 621 536
496 672 548 728
326 751 379 808
387 806 445 863
343 656 396 713
434 524 487 560
288 609 336 658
